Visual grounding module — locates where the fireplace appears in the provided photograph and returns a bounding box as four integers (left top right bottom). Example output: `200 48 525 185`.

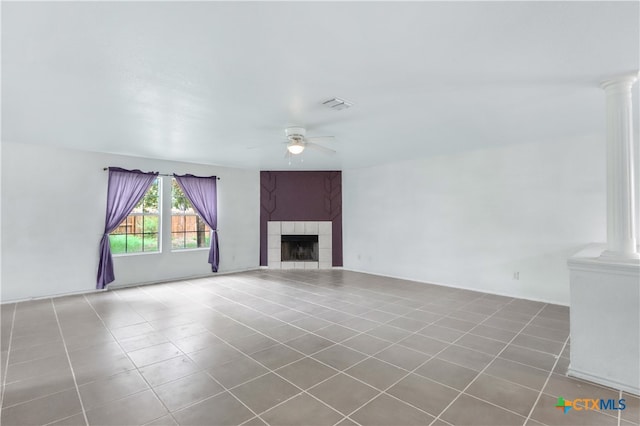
281 235 318 261
267 221 332 269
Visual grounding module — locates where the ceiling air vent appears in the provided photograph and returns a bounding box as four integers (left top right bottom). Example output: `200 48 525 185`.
322 97 352 111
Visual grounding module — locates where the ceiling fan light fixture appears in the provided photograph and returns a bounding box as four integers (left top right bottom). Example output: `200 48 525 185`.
287 142 305 155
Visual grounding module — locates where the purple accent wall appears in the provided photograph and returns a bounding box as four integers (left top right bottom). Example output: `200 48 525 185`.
260 171 342 266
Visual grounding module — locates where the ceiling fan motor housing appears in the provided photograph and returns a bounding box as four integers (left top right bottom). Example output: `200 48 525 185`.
285 127 306 141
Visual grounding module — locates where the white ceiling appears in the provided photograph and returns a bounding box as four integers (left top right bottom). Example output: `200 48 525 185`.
2 1 639 171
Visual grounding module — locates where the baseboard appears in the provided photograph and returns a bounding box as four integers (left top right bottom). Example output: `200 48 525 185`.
106 267 261 290
340 267 569 306
568 367 640 396
1 267 261 304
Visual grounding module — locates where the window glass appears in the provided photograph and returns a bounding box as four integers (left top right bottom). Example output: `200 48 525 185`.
171 178 211 250
109 178 160 254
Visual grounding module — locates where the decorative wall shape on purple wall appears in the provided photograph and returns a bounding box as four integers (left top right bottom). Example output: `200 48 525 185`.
260 171 342 266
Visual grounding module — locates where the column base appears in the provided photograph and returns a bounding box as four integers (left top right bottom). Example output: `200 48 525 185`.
598 249 640 262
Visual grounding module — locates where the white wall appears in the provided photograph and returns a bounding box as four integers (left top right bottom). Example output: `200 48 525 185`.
1 142 260 302
343 136 608 305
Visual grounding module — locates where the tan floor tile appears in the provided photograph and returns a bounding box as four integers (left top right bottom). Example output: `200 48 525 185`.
350 393 434 425
398 333 449 355
260 324 308 342
276 357 338 389
172 391 254 425
308 373 379 416
543 373 620 400
621 393 639 424
261 393 342 426
2 369 75 407
188 343 244 370
365 324 412 343
415 358 479 391
387 373 460 416
227 333 279 355
230 373 300 414
466 373 539 416
7 340 67 365
154 371 224 411
47 413 87 426
128 342 183 368
172 332 221 354
5 354 70 384
455 333 507 356
469 324 518 342
0 271 588 426
208 354 269 388
344 358 406 391
143 414 178 426
436 345 494 372
286 334 334 355
440 394 525 426
250 344 305 370
512 333 564 355
79 369 149 409
139 355 201 387
341 334 393 355
311 344 368 371
374 344 431 370
1 389 82 426
484 357 549 391
85 390 168 425
418 324 466 343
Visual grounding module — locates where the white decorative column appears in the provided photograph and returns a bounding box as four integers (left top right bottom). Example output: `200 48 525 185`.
600 74 639 259
567 72 640 396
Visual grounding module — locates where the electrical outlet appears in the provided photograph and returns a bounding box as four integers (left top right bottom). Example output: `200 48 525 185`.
513 272 520 280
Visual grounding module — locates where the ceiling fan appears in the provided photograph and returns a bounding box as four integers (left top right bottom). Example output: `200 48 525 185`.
284 127 336 157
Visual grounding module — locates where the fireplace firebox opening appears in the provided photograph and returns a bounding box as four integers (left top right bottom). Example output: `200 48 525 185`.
281 235 319 262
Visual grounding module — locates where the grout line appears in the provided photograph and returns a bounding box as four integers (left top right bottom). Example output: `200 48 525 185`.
4 271 575 426
339 295 547 425
428 303 550 426
50 299 90 426
0 303 17 408
152 282 350 420
189 273 571 423
82 293 180 426
128 284 331 423
618 389 622 426
215 273 576 423
118 300 266 426
523 335 571 425
169 277 460 423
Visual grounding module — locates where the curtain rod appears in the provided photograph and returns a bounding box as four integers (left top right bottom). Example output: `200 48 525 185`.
103 168 220 180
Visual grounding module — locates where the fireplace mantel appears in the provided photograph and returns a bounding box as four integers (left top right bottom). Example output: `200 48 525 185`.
267 221 332 269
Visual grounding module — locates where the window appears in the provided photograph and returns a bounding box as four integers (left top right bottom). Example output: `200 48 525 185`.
109 178 160 254
171 178 211 250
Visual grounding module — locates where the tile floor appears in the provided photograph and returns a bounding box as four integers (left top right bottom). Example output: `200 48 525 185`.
0 270 637 426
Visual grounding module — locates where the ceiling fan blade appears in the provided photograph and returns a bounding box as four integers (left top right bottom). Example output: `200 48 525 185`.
306 142 336 155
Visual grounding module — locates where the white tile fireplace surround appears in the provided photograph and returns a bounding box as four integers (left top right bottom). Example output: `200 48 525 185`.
267 221 332 269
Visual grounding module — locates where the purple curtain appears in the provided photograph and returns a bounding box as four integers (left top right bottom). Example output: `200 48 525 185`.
97 168 159 289
173 174 219 272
